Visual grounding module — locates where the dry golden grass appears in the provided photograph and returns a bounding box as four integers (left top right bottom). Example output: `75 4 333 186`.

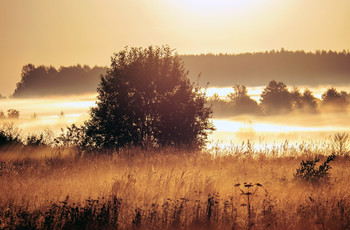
0 144 350 229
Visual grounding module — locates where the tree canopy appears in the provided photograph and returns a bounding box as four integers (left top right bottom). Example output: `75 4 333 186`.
321 87 349 112
84 46 214 150
12 49 350 97
12 64 106 97
182 49 350 87
226 85 260 114
260 80 293 114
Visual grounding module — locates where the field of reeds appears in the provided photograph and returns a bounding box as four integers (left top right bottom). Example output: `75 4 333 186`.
1 139 350 229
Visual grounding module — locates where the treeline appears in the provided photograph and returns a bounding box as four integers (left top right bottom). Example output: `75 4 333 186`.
10 49 350 98
182 49 350 87
12 64 107 98
210 80 350 117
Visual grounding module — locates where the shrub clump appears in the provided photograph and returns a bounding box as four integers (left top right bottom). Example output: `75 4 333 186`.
294 153 336 184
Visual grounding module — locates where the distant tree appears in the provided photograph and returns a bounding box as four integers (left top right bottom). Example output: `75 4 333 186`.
12 64 106 97
260 80 292 114
290 87 318 113
227 85 260 114
207 93 232 118
0 94 6 99
32 113 37 120
291 87 303 110
7 109 19 119
340 91 350 104
321 87 348 111
227 85 248 101
181 50 350 88
84 46 214 150
13 64 49 97
208 93 221 102
0 111 5 119
302 89 318 113
322 87 340 103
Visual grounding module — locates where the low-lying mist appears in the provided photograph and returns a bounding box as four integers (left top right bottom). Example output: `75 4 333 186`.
1 88 349 148
0 94 96 134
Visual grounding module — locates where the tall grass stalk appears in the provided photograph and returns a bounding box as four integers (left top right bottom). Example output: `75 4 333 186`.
0 145 349 229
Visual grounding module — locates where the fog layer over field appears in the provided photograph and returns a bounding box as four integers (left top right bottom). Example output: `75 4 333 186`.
1 85 349 148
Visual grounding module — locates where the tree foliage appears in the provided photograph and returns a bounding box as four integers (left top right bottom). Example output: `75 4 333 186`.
13 64 106 97
301 89 318 113
0 123 22 147
260 80 292 114
84 46 214 150
182 49 350 88
294 154 336 184
227 85 260 114
321 87 348 111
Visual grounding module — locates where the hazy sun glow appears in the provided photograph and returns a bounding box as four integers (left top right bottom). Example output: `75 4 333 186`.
1 1 350 95
178 0 257 11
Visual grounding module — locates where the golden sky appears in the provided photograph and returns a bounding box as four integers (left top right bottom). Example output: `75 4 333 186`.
0 0 349 95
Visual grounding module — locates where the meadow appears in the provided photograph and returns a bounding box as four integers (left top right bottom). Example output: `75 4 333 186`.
1 138 349 229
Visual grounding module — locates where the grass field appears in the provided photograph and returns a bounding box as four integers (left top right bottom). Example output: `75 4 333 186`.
0 141 350 229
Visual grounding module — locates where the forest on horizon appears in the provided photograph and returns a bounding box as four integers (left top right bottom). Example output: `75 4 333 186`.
7 49 350 98
182 49 350 87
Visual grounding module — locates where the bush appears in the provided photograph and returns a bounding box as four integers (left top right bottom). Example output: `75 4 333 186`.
294 153 336 184
26 134 46 147
0 123 22 147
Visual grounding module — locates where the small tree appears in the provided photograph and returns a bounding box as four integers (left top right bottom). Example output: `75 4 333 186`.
85 46 214 150
0 111 5 119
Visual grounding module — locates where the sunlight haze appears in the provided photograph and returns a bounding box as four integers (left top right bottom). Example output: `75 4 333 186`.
0 0 350 95
2 3 350 227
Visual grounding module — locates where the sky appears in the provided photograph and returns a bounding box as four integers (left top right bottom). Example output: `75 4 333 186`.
0 0 350 95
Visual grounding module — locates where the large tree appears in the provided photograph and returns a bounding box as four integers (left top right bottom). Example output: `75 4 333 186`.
85 46 214 150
